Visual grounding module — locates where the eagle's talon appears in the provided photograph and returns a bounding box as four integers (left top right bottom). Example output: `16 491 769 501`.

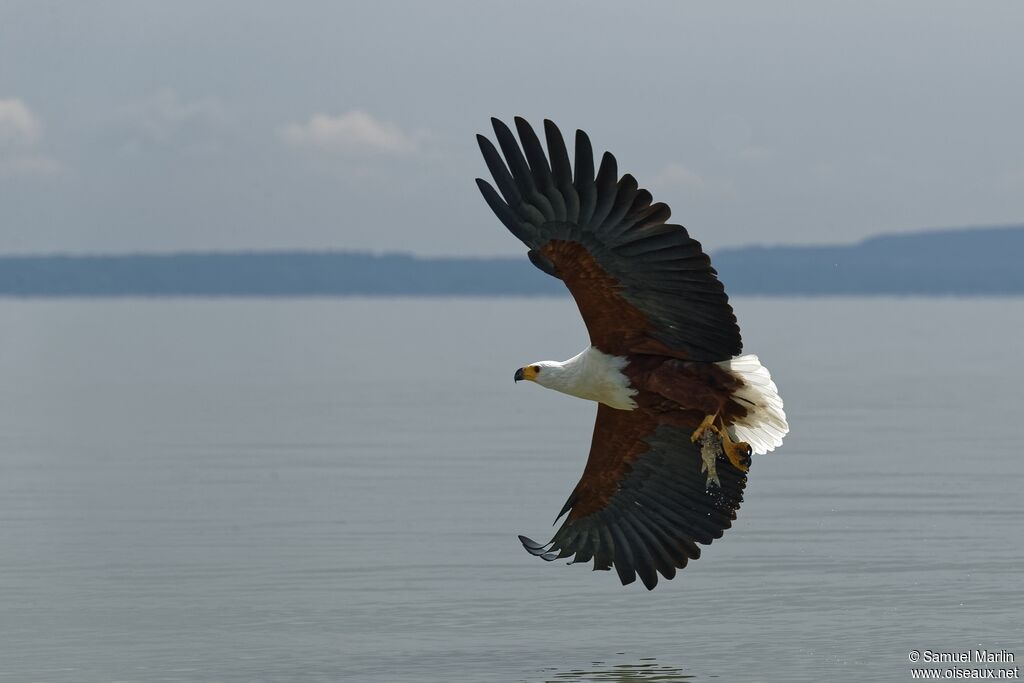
723 439 752 473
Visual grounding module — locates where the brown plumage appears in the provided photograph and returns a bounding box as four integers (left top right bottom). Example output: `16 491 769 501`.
476 117 787 589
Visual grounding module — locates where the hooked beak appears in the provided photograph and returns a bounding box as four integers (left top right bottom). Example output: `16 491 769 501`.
514 366 538 383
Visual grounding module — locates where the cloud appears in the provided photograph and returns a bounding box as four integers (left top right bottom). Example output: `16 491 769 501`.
0 98 62 178
114 89 228 149
0 98 42 146
649 163 736 200
651 163 708 191
281 110 416 154
0 154 63 178
733 145 775 163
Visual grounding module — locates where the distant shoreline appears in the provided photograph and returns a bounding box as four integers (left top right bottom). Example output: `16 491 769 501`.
2 225 1022 297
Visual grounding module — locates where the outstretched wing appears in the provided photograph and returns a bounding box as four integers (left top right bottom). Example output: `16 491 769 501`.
476 117 741 361
520 405 748 590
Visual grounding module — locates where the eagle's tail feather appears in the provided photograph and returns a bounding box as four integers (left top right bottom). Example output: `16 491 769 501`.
718 354 788 455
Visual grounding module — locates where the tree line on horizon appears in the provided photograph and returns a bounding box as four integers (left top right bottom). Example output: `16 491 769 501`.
1 226 1021 296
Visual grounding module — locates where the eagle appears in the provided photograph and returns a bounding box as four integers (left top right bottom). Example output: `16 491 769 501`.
475 117 789 590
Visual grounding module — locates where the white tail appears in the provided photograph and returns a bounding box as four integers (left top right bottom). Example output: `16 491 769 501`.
716 354 789 455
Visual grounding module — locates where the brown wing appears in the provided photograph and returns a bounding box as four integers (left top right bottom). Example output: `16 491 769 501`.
476 117 741 361
520 404 748 590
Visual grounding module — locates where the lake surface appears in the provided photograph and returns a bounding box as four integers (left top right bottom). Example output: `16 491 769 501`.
1 297 1021 682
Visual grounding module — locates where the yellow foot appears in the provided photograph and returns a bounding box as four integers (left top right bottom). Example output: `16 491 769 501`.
690 413 716 443
691 413 752 473
720 429 752 473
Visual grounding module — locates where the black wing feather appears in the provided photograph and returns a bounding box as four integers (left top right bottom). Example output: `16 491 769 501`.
476 135 523 209
476 117 741 361
527 421 747 590
544 120 578 222
589 152 619 228
573 129 597 226
514 117 566 222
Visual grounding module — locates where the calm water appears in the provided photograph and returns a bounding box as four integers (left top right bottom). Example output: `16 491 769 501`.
1 297 1021 682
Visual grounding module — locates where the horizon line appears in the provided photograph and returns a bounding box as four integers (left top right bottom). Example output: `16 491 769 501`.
1 222 1021 261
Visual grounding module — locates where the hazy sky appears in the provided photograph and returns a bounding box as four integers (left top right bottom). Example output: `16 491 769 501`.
2 1 1023 256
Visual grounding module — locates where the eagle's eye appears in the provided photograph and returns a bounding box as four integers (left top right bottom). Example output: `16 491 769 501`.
532 365 541 373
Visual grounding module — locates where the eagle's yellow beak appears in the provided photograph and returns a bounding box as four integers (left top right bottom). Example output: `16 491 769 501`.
514 366 539 382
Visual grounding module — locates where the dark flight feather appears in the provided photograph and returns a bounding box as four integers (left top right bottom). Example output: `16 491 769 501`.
524 406 747 590
475 117 741 361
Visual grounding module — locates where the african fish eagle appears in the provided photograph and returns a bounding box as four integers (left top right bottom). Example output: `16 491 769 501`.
476 117 789 590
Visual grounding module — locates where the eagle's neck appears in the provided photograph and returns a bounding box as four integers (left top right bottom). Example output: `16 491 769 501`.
535 346 638 410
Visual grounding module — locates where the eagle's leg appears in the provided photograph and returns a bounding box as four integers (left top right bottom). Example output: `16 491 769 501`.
718 423 752 473
689 413 717 444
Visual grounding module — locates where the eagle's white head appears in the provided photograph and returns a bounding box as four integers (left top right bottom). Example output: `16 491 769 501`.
512 362 544 384
513 348 638 410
